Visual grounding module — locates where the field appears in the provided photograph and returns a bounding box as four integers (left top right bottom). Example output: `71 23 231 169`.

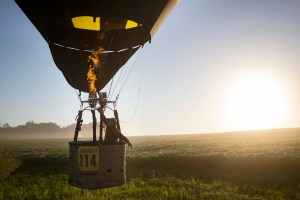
1 128 300 199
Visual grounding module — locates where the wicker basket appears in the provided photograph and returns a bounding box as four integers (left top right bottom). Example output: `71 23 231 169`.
68 141 126 189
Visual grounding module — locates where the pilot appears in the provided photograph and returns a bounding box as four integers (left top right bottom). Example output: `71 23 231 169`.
99 109 132 148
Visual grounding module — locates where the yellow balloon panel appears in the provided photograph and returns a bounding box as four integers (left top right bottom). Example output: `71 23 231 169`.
72 16 140 31
72 16 100 31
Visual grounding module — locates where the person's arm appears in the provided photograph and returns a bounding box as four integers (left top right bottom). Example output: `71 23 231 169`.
113 128 132 148
98 108 109 127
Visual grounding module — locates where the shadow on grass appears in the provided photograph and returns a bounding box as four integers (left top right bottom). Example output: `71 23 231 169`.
11 155 300 185
127 156 300 185
13 156 69 175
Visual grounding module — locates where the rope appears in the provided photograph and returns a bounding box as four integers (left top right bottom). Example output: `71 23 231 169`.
150 170 263 200
105 0 130 100
74 89 81 101
112 0 151 100
108 62 128 100
108 44 144 102
117 47 145 99
120 60 143 123
120 87 140 123
73 89 83 112
107 77 114 99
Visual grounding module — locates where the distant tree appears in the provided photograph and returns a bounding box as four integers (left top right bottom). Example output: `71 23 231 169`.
25 121 35 126
38 122 61 132
2 123 10 128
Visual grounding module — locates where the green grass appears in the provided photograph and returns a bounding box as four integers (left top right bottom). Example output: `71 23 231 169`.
1 128 300 199
0 176 268 200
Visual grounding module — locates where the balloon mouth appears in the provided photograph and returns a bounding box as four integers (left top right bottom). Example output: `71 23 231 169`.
71 16 142 31
50 42 142 54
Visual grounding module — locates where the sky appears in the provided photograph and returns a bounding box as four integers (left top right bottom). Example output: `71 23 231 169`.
1 0 300 136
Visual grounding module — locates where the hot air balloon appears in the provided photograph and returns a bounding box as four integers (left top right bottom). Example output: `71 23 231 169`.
15 0 179 189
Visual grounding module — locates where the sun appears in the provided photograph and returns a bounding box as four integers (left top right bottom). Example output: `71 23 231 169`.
225 75 288 130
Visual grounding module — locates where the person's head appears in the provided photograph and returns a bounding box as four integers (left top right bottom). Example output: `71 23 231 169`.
108 118 118 128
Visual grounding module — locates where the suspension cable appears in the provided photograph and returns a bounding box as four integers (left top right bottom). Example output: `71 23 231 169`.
117 46 145 100
120 87 140 123
120 59 143 123
107 77 114 99
109 0 150 101
108 61 128 101
112 47 144 122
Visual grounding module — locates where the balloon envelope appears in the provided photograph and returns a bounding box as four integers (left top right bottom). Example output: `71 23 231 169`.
15 0 179 92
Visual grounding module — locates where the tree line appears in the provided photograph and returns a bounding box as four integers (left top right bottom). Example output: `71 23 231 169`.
0 121 93 139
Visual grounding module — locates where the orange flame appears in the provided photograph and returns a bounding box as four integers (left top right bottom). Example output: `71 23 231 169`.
87 47 104 93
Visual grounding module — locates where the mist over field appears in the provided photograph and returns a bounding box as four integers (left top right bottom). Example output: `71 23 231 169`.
2 121 300 140
0 121 94 139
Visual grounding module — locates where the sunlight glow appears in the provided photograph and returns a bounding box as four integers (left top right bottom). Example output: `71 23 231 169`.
225 75 288 130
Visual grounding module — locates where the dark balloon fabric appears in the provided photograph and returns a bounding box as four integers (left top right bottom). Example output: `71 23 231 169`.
15 0 177 92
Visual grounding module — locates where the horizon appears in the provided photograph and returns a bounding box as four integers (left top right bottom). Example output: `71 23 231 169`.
2 121 300 138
